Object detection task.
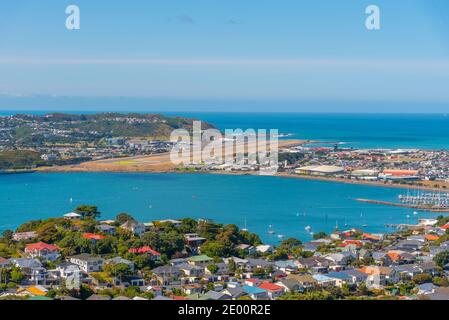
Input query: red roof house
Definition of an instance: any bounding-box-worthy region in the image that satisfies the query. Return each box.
[258,282,285,299]
[82,233,107,241]
[25,242,61,261]
[128,246,161,260]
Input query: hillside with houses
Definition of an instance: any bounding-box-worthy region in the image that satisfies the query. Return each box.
[1,207,449,300]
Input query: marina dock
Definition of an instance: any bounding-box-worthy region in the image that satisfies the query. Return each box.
[355,198,449,212]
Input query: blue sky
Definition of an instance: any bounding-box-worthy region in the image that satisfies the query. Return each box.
[0,0,448,112]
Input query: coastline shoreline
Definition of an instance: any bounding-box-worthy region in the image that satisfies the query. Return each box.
[34,165,447,193]
[28,138,449,193]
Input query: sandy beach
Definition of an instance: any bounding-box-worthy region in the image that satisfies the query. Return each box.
[36,138,449,192]
[37,139,308,173]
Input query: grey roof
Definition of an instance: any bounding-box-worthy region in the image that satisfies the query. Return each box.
[10,258,42,269]
[105,257,133,265]
[277,278,301,290]
[247,258,274,268]
[69,253,103,262]
[222,287,246,298]
[97,224,116,231]
[86,294,112,300]
[204,290,231,300]
[342,269,368,279]
[151,265,181,275]
[275,260,297,269]
[417,283,437,292]
[372,252,388,260]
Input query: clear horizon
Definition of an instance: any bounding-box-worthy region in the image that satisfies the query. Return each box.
[0,0,448,112]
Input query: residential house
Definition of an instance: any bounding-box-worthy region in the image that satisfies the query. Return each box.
[69,254,104,273]
[258,282,285,300]
[246,258,274,273]
[128,246,161,261]
[276,278,304,293]
[56,262,80,279]
[324,252,356,270]
[104,257,135,272]
[25,242,60,261]
[242,285,269,300]
[312,274,337,288]
[182,284,203,295]
[235,244,256,255]
[185,233,206,252]
[63,212,82,220]
[96,224,116,235]
[151,265,182,286]
[341,269,368,285]
[204,290,232,300]
[244,278,261,287]
[255,245,274,254]
[120,221,146,237]
[296,256,329,273]
[82,233,106,243]
[372,252,393,266]
[285,274,317,290]
[12,231,38,242]
[359,266,399,289]
[187,255,213,267]
[178,263,205,278]
[274,260,298,274]
[221,287,247,300]
[157,219,182,227]
[10,258,47,284]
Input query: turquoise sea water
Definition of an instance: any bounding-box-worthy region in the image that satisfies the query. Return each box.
[0,172,437,243]
[171,112,449,150]
[1,112,449,243]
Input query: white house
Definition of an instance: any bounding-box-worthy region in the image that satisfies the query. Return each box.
[69,254,104,273]
[56,262,81,279]
[120,221,146,237]
[64,212,83,220]
[25,242,61,261]
[255,245,274,254]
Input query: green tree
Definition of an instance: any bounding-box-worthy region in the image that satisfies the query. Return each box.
[116,213,135,225]
[207,264,219,274]
[107,263,132,281]
[433,276,449,287]
[413,273,432,285]
[200,240,230,258]
[434,251,449,268]
[10,269,25,284]
[278,238,302,252]
[1,230,13,242]
[75,205,101,219]
[313,232,328,240]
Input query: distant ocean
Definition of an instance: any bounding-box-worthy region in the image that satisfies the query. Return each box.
[2,111,449,150]
[1,111,449,242]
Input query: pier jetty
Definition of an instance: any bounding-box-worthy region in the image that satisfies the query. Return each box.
[355,198,449,212]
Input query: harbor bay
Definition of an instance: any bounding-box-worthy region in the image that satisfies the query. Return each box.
[0,172,434,243]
